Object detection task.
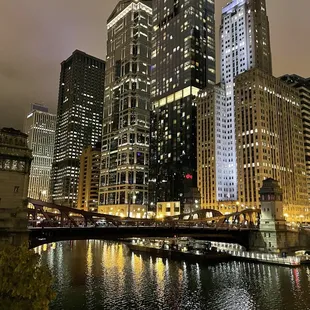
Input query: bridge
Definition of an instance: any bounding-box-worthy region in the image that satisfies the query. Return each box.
[27,199,260,249]
[28,198,260,227]
[29,226,253,249]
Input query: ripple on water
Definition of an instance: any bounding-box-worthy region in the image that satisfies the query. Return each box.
[36,241,310,310]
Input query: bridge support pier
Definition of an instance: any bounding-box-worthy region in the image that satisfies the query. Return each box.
[248,179,309,255]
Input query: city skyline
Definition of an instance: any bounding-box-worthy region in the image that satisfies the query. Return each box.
[0,0,309,130]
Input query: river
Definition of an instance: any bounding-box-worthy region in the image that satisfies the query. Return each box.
[36,240,310,310]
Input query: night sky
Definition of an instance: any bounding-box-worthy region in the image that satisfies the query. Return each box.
[0,0,309,130]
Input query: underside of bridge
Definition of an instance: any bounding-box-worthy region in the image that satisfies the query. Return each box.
[28,226,251,250]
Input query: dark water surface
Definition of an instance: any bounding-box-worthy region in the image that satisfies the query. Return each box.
[36,240,310,310]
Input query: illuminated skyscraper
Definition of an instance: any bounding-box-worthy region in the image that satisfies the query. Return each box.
[24,104,56,200]
[281,74,310,202]
[98,0,152,218]
[150,0,216,212]
[51,50,105,206]
[235,69,308,220]
[197,0,272,209]
[220,0,272,201]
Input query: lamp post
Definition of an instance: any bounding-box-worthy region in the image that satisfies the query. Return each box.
[236,201,240,213]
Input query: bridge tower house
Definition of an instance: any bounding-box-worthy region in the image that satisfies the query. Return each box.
[0,128,32,245]
[249,178,300,254]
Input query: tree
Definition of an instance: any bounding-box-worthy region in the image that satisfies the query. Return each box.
[0,242,55,310]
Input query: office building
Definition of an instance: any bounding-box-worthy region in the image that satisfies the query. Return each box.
[280,75,310,203]
[0,128,32,243]
[235,68,308,221]
[24,104,56,200]
[77,143,101,211]
[220,0,272,201]
[51,50,105,206]
[150,0,216,212]
[98,0,152,218]
[197,84,238,213]
[197,0,272,210]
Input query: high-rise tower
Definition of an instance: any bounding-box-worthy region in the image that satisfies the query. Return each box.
[98,1,152,218]
[220,0,272,80]
[235,69,308,219]
[280,75,310,203]
[24,104,56,200]
[220,0,272,201]
[197,0,273,210]
[150,0,216,212]
[51,50,105,206]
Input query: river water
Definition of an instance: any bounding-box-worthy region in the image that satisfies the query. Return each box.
[36,240,310,310]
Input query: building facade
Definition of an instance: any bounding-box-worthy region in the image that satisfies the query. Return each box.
[24,104,56,200]
[235,68,308,221]
[51,50,105,206]
[77,144,101,211]
[197,0,273,211]
[98,0,152,218]
[197,84,238,213]
[150,0,216,211]
[219,0,272,202]
[0,128,32,244]
[280,75,310,203]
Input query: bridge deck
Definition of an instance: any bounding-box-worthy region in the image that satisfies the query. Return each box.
[29,226,253,249]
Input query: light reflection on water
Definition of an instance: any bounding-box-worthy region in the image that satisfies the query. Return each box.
[35,241,310,310]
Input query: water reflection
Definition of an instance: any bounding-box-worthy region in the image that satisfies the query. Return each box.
[35,241,310,310]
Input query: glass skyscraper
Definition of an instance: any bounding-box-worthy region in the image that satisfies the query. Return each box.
[149,0,216,212]
[98,0,152,218]
[51,50,105,206]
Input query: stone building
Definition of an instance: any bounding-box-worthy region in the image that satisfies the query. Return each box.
[235,69,308,219]
[249,179,310,254]
[197,0,273,211]
[280,75,310,203]
[0,128,32,244]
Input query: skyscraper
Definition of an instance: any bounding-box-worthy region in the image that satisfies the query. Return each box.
[220,0,272,201]
[150,0,216,212]
[280,75,310,202]
[98,0,152,218]
[197,84,238,213]
[51,50,105,206]
[24,104,56,200]
[197,0,272,209]
[235,68,308,220]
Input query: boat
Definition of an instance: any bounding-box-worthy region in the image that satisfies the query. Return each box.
[126,238,232,263]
